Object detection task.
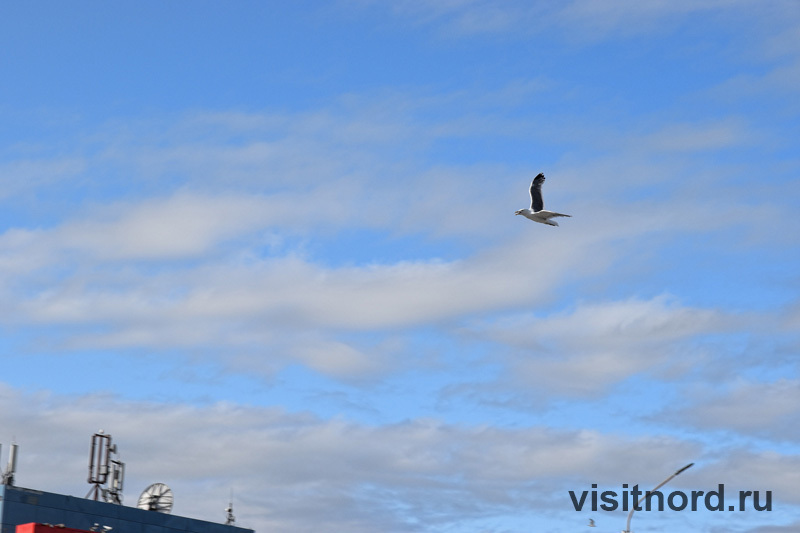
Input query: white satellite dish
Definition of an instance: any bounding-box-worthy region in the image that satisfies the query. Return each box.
[136,483,174,514]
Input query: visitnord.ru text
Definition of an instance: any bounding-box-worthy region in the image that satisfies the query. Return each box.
[569,484,772,512]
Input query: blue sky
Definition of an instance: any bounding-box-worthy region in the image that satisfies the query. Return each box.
[1,1,799,532]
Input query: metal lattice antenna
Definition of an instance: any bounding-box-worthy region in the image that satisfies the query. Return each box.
[86,431,125,504]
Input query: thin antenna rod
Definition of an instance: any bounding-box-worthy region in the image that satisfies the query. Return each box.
[225,489,236,525]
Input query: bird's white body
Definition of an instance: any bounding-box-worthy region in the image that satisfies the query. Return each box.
[515,173,570,226]
[515,208,570,226]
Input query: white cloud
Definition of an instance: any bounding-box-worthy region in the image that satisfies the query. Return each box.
[695,450,800,503]
[354,0,771,42]
[638,120,753,153]
[0,126,790,383]
[5,385,798,530]
[0,385,703,533]
[742,522,800,533]
[664,378,800,440]
[291,336,389,379]
[0,157,87,200]
[474,296,733,395]
[1,5,798,533]
[58,192,271,260]
[552,0,748,41]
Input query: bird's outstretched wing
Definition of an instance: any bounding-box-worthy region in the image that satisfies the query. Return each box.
[530,173,545,212]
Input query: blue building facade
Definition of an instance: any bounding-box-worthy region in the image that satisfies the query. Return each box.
[0,486,253,533]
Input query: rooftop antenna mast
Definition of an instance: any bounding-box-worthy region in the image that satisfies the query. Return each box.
[225,490,236,525]
[105,456,125,504]
[1,441,19,486]
[86,431,125,504]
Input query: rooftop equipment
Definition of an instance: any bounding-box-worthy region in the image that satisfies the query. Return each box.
[1,442,19,485]
[86,431,125,504]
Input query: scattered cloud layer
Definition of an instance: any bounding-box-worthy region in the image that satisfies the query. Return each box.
[1,2,798,533]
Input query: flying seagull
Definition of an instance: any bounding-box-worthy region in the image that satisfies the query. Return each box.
[588,518,596,527]
[514,173,571,226]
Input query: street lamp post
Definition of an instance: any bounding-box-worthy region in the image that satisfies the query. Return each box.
[622,462,694,533]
